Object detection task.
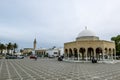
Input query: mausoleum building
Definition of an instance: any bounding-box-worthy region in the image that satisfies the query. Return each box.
[64,28,116,61]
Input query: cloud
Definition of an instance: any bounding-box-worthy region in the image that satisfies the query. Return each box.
[0,0,120,48]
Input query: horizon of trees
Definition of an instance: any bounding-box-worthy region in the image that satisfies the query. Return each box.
[0,42,18,55]
[111,35,120,56]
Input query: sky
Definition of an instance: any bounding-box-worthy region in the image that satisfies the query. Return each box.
[0,0,120,49]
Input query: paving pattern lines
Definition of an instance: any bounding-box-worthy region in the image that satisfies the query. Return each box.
[5,60,11,79]
[9,60,23,80]
[0,59,3,75]
[57,62,120,80]
[10,60,36,80]
[62,63,94,80]
[84,64,120,80]
[79,64,116,80]
[0,60,9,80]
[0,60,22,80]
[97,70,120,80]
[79,64,104,80]
[53,62,92,80]
[27,60,85,80]
[13,60,51,80]
[18,60,66,80]
[77,64,95,80]
[16,59,66,79]
[19,59,113,80]
[68,63,89,80]
[0,60,12,80]
[14,59,78,80]
[1,59,120,80]
[49,61,82,80]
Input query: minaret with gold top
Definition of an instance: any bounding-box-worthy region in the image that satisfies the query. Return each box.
[33,38,37,50]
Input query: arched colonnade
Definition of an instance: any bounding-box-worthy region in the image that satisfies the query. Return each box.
[64,47,116,61]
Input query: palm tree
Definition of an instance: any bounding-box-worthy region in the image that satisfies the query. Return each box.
[0,43,6,55]
[7,42,13,55]
[20,49,23,53]
[13,43,18,53]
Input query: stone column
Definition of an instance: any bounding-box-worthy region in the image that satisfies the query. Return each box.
[111,52,113,61]
[78,52,79,61]
[73,52,74,60]
[109,51,111,60]
[102,49,104,60]
[110,51,111,60]
[114,49,116,60]
[94,49,96,59]
[85,48,88,61]
[79,53,81,60]
[68,50,69,60]
[65,53,67,59]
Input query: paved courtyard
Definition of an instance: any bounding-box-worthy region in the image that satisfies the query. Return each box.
[0,58,120,80]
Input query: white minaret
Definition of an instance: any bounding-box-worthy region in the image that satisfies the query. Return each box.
[33,38,37,50]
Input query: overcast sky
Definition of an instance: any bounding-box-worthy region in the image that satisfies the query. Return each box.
[0,0,120,49]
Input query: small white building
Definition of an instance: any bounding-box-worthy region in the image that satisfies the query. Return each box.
[46,48,64,57]
[59,48,64,56]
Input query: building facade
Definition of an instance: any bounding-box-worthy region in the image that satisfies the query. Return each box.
[35,48,64,57]
[22,48,34,55]
[46,48,64,57]
[64,28,116,61]
[35,48,46,57]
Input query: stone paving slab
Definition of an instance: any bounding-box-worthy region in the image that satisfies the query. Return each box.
[0,58,120,80]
